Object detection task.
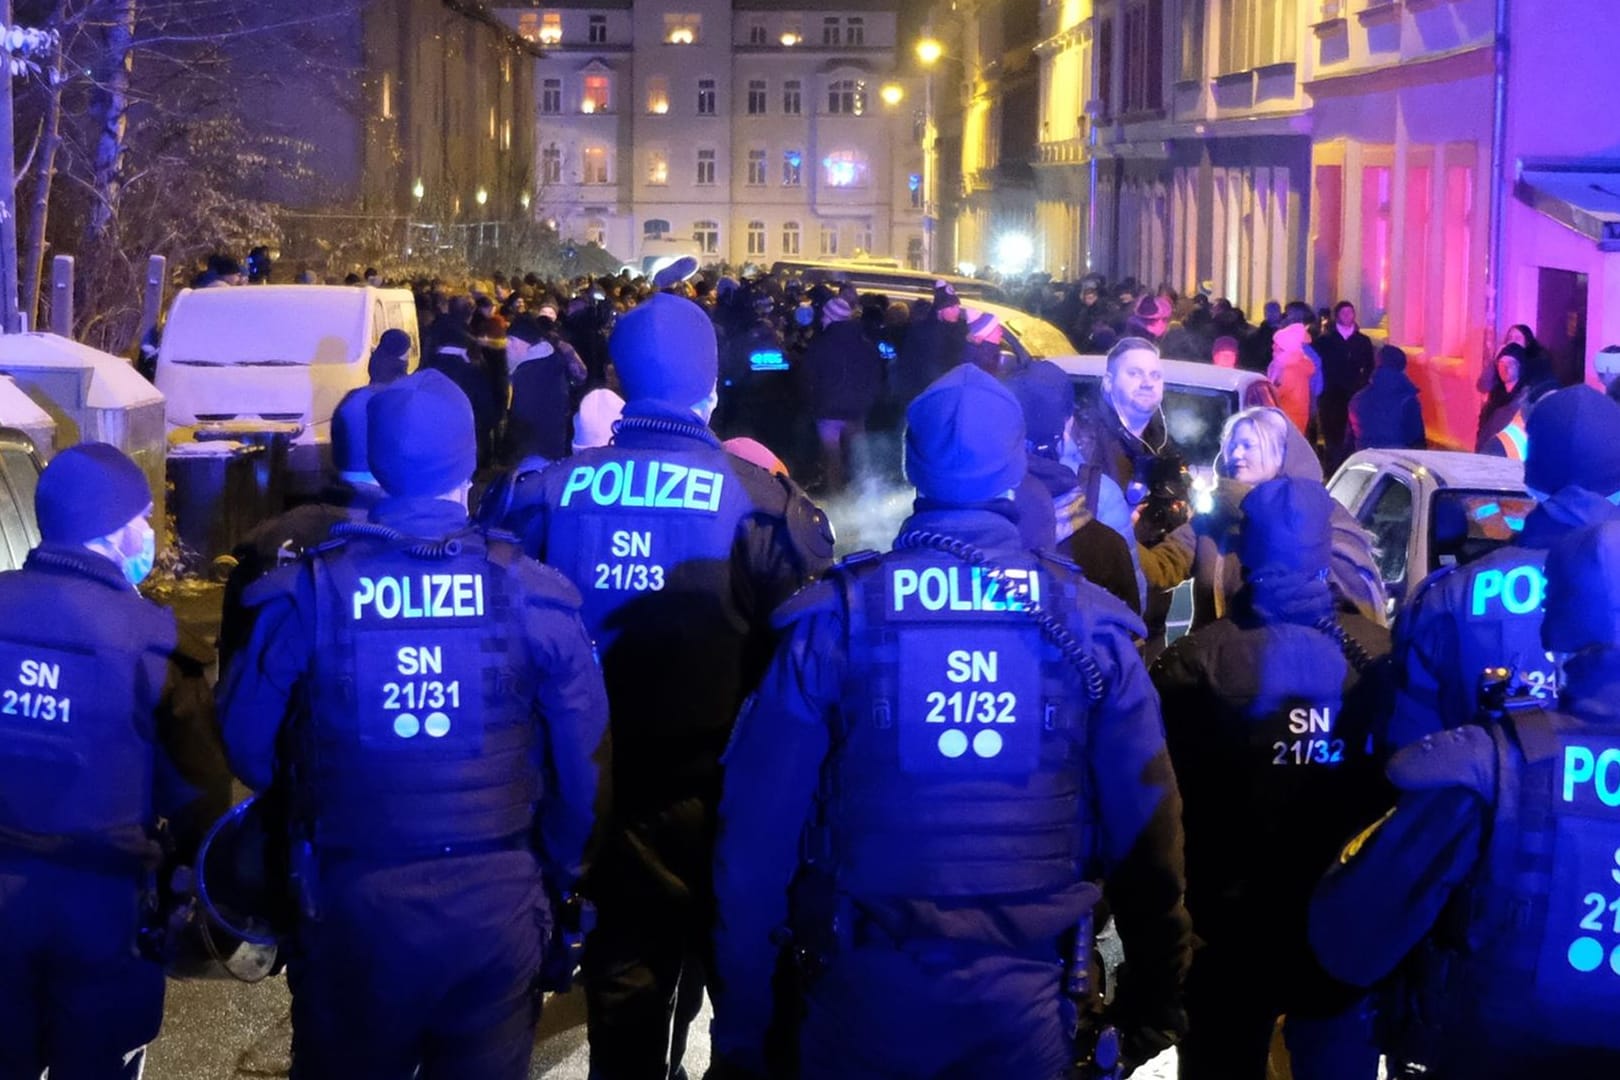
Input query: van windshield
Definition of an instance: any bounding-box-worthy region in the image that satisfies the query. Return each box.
[161,289,371,366]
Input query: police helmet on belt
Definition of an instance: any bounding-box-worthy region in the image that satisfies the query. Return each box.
[904,365,1026,503]
[609,292,718,408]
[1237,476,1334,576]
[1524,386,1620,496]
[365,369,477,498]
[35,442,151,543]
[1543,519,1620,654]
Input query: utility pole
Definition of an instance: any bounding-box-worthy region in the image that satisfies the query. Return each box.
[0,0,23,333]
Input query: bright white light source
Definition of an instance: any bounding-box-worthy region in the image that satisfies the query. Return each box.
[476,187,488,206]
[994,233,1034,274]
[916,38,943,65]
[956,262,976,277]
[411,179,424,200]
[781,31,800,46]
[880,83,904,106]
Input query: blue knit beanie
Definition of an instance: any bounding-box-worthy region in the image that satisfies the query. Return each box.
[1005,360,1075,449]
[1544,520,1620,653]
[330,385,376,474]
[1238,476,1334,575]
[366,370,476,497]
[904,365,1026,503]
[36,442,151,543]
[1525,386,1620,496]
[609,293,718,408]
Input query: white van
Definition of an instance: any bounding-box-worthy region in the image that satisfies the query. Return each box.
[155,285,419,491]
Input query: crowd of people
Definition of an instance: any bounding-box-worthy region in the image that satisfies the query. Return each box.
[10,249,1620,1080]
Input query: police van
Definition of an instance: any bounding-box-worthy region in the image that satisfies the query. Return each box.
[154,285,420,494]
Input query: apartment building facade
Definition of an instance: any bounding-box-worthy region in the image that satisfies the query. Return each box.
[496,0,924,269]
[981,0,1618,445]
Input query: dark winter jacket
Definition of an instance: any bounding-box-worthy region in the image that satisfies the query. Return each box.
[1314,328,1377,396]
[1348,366,1426,451]
[1014,455,1143,613]
[894,317,967,404]
[802,319,883,421]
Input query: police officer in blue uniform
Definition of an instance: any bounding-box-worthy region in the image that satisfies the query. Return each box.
[1310,518,1620,1077]
[1389,385,1620,747]
[1152,477,1391,1080]
[219,370,611,1079]
[484,291,833,1080]
[710,365,1192,1079]
[0,443,198,1079]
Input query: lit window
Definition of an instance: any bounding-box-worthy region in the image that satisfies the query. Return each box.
[846,17,864,46]
[783,80,802,115]
[583,74,610,114]
[583,145,609,185]
[538,11,562,45]
[747,220,766,257]
[909,173,923,208]
[694,220,719,254]
[665,14,701,45]
[488,106,496,139]
[502,119,512,151]
[542,144,562,185]
[748,21,767,46]
[782,221,801,255]
[644,218,671,239]
[747,79,767,115]
[647,150,668,185]
[588,14,607,44]
[823,17,840,46]
[747,149,767,185]
[381,72,393,119]
[542,79,562,114]
[696,148,716,185]
[782,150,802,186]
[646,75,669,114]
[503,55,511,84]
[819,223,839,256]
[827,78,867,115]
[586,218,606,246]
[855,220,873,253]
[781,22,802,47]
[822,149,870,188]
[697,78,717,115]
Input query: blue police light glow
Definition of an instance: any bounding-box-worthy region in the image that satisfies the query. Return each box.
[786,151,801,168]
[1469,564,1545,616]
[890,565,1041,612]
[878,341,897,361]
[352,575,485,621]
[749,349,789,372]
[558,460,726,511]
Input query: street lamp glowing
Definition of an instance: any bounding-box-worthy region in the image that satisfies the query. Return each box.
[994,233,1035,275]
[412,179,424,200]
[916,38,943,66]
[476,187,488,206]
[880,83,904,106]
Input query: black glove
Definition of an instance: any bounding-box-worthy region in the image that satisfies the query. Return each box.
[537,892,596,992]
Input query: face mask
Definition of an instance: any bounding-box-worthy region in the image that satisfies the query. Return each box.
[122,525,155,586]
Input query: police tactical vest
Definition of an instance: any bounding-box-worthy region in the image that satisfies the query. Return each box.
[300,530,540,857]
[808,550,1093,899]
[1450,549,1560,711]
[1450,711,1620,1052]
[0,622,149,842]
[537,441,748,658]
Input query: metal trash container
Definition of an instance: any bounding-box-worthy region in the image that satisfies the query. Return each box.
[166,441,264,574]
[193,420,302,523]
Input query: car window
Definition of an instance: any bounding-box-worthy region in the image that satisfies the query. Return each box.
[1328,464,1379,513]
[1070,377,1239,468]
[1360,476,1414,587]
[1002,315,1074,360]
[0,447,40,571]
[1429,490,1538,574]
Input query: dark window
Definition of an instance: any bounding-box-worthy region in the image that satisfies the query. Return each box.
[588,14,607,44]
[697,78,717,115]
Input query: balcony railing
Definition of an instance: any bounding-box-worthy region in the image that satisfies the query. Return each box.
[1036,137,1089,165]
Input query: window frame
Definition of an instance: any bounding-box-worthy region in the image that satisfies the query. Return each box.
[541,78,563,115]
[697,77,718,116]
[696,147,717,185]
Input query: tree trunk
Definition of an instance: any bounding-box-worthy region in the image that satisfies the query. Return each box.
[21,15,63,330]
[83,0,135,248]
[0,0,24,333]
